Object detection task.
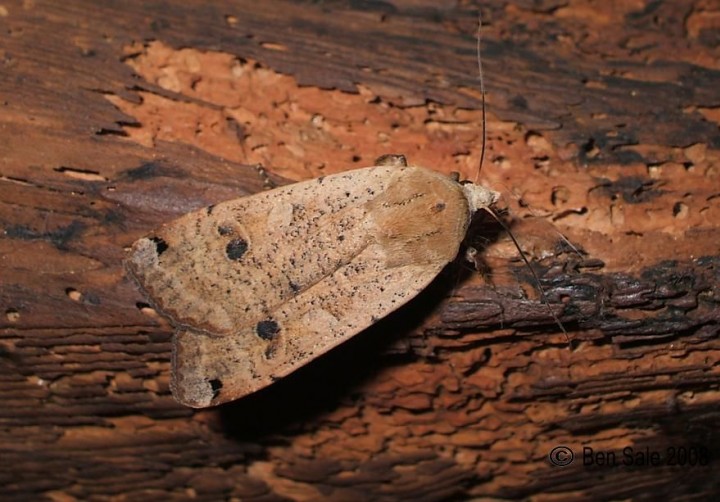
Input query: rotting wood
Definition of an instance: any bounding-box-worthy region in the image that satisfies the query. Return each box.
[1,1,719,500]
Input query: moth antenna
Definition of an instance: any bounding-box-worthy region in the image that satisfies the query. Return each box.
[483,207,569,342]
[555,229,584,257]
[474,13,566,341]
[505,185,585,259]
[474,11,487,184]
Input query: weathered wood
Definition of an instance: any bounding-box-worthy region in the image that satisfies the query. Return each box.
[1,0,719,500]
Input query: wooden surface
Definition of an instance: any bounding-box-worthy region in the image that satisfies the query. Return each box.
[1,0,719,500]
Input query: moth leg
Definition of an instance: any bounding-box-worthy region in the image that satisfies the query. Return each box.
[465,246,495,287]
[253,163,277,190]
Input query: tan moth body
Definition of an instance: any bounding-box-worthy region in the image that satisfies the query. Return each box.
[126,163,499,407]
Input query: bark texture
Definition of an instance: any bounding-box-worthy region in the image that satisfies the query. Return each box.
[1,0,719,500]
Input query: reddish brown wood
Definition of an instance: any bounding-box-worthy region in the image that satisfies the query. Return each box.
[1,0,719,500]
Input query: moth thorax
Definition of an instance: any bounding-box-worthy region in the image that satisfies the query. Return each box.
[462,183,500,214]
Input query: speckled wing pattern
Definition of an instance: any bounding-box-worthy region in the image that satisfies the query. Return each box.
[126,165,482,407]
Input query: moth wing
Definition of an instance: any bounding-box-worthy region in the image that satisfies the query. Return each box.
[172,258,447,407]
[126,165,473,407]
[126,166,401,334]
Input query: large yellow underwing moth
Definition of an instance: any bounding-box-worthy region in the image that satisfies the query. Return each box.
[126,155,499,407]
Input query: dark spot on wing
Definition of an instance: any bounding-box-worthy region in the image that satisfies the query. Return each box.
[150,236,169,256]
[226,238,248,260]
[208,378,223,399]
[256,319,280,340]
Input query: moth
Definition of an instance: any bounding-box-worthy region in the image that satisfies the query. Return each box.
[126,155,499,407]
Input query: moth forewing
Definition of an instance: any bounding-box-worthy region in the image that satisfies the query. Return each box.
[126,164,499,407]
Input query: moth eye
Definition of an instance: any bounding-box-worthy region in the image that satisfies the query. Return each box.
[226,238,248,260]
[255,319,280,340]
[149,236,169,256]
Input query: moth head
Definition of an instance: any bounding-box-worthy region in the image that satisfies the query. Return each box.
[461,183,500,214]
